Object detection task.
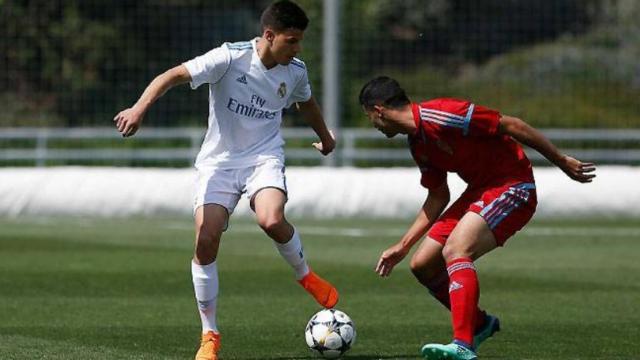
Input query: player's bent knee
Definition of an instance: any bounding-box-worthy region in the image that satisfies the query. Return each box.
[257,216,285,234]
[441,243,474,262]
[409,255,427,274]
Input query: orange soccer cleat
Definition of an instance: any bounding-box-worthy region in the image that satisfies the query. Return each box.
[195,331,221,360]
[298,270,339,308]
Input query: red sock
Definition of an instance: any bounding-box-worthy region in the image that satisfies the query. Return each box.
[447,257,479,347]
[426,270,486,332]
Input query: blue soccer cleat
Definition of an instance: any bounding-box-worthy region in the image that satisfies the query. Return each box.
[473,314,500,348]
[421,341,478,360]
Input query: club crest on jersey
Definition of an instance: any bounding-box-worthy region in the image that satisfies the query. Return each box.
[277,82,287,98]
[236,74,247,84]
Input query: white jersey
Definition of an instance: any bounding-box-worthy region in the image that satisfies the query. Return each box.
[183,38,312,169]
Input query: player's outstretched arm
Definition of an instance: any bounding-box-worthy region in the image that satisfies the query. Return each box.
[498,115,596,183]
[297,97,336,155]
[113,65,192,137]
[375,182,450,277]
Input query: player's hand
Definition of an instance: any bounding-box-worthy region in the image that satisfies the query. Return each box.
[113,107,144,138]
[558,155,596,183]
[312,130,336,156]
[375,242,410,277]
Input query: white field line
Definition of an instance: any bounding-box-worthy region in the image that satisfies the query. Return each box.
[162,223,640,238]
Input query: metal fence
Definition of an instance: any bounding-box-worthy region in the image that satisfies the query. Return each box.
[2,1,640,168]
[2,127,638,167]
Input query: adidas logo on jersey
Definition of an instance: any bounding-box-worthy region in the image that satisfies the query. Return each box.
[449,281,464,292]
[236,74,247,84]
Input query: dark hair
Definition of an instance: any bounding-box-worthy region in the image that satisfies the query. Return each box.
[261,1,309,32]
[359,76,411,110]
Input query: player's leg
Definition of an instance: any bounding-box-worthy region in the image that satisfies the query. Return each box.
[253,187,306,277]
[413,196,492,329]
[421,212,494,360]
[252,187,339,308]
[410,237,449,305]
[192,204,229,360]
[192,168,242,360]
[411,229,493,347]
[422,183,537,359]
[411,201,464,309]
[443,212,497,348]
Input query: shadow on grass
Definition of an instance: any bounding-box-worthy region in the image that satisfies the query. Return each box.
[0,326,425,359]
[239,355,420,360]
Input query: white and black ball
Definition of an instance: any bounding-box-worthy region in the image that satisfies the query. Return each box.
[305,309,356,359]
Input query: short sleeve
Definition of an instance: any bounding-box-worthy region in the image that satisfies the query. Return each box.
[467,104,500,136]
[183,45,231,89]
[419,167,447,190]
[420,98,500,137]
[286,68,312,108]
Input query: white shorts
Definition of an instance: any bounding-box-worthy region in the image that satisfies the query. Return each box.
[193,158,288,215]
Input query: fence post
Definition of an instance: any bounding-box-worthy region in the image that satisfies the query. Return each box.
[322,0,340,166]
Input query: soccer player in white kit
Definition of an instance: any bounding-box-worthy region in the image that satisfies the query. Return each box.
[113,2,338,359]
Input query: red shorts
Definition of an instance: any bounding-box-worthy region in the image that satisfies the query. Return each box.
[427,182,537,246]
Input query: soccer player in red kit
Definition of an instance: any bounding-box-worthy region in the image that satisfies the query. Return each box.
[359,76,596,360]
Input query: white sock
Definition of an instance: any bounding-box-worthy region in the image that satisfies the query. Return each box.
[191,260,219,334]
[275,228,310,280]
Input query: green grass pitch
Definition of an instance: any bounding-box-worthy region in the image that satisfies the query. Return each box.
[1,217,639,359]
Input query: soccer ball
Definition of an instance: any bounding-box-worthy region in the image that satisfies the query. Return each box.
[305,309,356,358]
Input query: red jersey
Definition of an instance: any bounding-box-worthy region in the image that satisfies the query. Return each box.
[409,98,534,190]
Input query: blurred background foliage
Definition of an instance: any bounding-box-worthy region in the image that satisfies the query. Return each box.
[1,0,639,128]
